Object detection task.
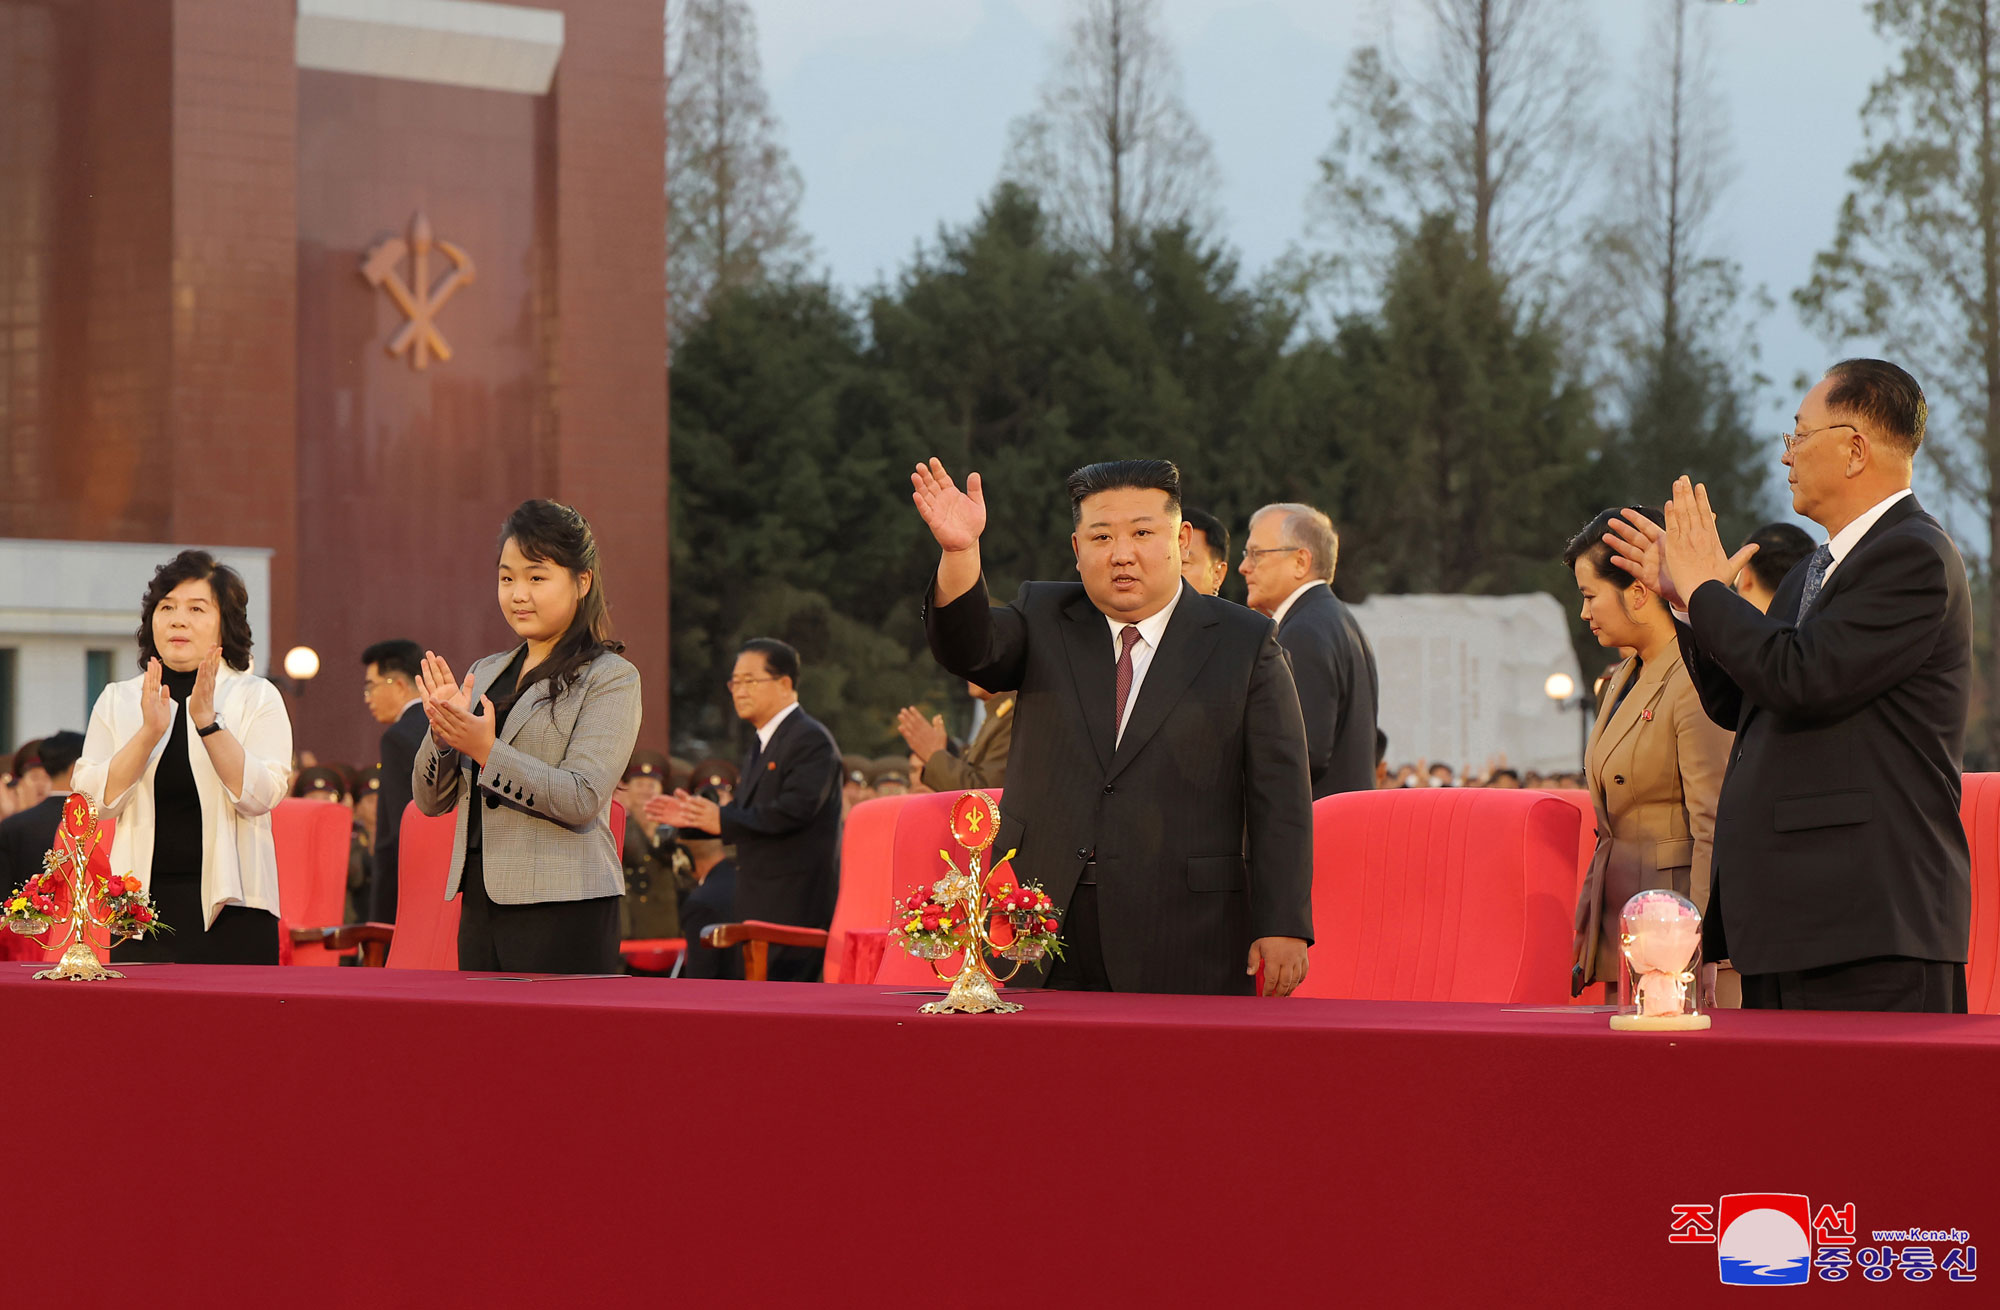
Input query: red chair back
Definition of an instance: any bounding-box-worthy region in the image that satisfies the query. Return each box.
[272,799,354,966]
[1960,772,2000,1014]
[872,789,1006,985]
[825,794,916,981]
[387,803,462,969]
[610,800,626,857]
[1298,787,1580,1003]
[1530,788,1604,1002]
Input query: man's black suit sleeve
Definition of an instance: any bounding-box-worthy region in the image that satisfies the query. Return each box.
[1277,615,1343,785]
[925,573,1030,692]
[718,727,840,841]
[1686,532,1949,724]
[377,713,421,861]
[1674,618,1744,730]
[1244,627,1315,943]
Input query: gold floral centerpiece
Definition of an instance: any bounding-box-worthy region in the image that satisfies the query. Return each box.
[888,790,1062,1015]
[3,794,167,981]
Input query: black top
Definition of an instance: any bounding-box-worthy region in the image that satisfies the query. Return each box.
[153,665,204,875]
[465,647,526,855]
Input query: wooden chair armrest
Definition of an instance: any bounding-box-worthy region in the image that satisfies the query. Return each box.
[289,922,395,967]
[701,921,831,950]
[700,921,830,981]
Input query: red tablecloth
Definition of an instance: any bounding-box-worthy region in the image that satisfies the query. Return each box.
[3,964,1996,1306]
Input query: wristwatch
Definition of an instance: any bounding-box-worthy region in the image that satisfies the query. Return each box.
[198,714,227,739]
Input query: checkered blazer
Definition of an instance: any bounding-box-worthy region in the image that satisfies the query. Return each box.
[412,648,642,906]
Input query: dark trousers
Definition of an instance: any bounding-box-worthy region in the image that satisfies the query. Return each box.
[456,849,621,975]
[1741,955,1968,1013]
[1046,882,1112,991]
[109,871,280,965]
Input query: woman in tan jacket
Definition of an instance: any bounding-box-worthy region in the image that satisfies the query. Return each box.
[1564,507,1738,1006]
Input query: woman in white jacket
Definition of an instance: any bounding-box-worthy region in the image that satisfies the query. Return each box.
[74,550,293,964]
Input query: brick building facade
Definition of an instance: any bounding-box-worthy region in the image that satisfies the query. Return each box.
[0,0,669,766]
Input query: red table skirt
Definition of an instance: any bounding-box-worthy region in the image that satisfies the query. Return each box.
[3,964,1997,1306]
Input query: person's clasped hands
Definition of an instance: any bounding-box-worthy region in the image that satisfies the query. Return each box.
[417,650,497,767]
[1603,476,1760,608]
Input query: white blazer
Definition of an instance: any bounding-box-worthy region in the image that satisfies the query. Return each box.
[73,664,294,929]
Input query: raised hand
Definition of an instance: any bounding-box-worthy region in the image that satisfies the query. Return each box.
[911,458,987,553]
[1664,478,1760,603]
[1603,510,1680,608]
[896,705,949,761]
[418,651,471,714]
[188,647,222,730]
[139,658,175,741]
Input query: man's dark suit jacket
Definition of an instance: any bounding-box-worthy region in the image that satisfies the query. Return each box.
[1276,583,1381,798]
[0,795,65,891]
[717,706,843,954]
[1677,494,1972,976]
[370,702,427,923]
[926,576,1314,996]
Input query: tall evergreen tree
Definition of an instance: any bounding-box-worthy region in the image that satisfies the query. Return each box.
[1795,0,2000,754]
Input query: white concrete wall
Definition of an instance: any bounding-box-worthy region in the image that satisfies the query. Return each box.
[0,539,274,746]
[1349,592,1588,776]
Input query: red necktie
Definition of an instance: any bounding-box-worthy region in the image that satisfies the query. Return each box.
[1114,625,1141,740]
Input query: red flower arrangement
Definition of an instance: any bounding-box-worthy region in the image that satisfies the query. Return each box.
[985,877,1064,963]
[889,886,974,959]
[92,872,166,941]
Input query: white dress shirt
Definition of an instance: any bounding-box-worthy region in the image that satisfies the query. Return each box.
[756,699,802,751]
[1268,579,1328,628]
[1819,488,1914,590]
[1104,583,1186,747]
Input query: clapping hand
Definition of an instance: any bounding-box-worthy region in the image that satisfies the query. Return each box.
[896,705,949,762]
[653,788,722,836]
[1605,478,1758,610]
[417,650,496,766]
[911,458,986,552]
[188,647,223,730]
[139,658,176,741]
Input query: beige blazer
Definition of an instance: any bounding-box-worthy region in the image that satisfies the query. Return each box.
[1573,648,1732,985]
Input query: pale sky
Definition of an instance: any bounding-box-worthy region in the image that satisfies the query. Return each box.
[741,1,1941,535]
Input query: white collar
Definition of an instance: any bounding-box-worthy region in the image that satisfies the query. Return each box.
[1269,579,1328,628]
[1825,488,1913,567]
[756,699,802,750]
[1102,581,1186,650]
[399,697,424,719]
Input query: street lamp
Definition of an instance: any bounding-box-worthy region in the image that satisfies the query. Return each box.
[1544,671,1590,765]
[283,646,321,684]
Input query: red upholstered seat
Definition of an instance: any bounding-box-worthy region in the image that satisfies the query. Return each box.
[1297,787,1580,1004]
[273,799,356,966]
[1959,772,2000,1014]
[386,803,462,969]
[620,938,685,974]
[824,794,915,981]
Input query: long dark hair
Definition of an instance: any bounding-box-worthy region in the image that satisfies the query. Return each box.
[136,550,254,672]
[497,499,623,707]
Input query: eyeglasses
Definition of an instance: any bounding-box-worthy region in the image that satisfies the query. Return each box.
[1779,422,1858,454]
[724,676,782,691]
[1240,546,1302,565]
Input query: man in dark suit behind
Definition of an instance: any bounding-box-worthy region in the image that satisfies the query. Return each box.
[1608,359,1972,1012]
[913,457,1314,997]
[362,640,430,923]
[1241,502,1381,798]
[653,638,843,981]
[0,731,84,892]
